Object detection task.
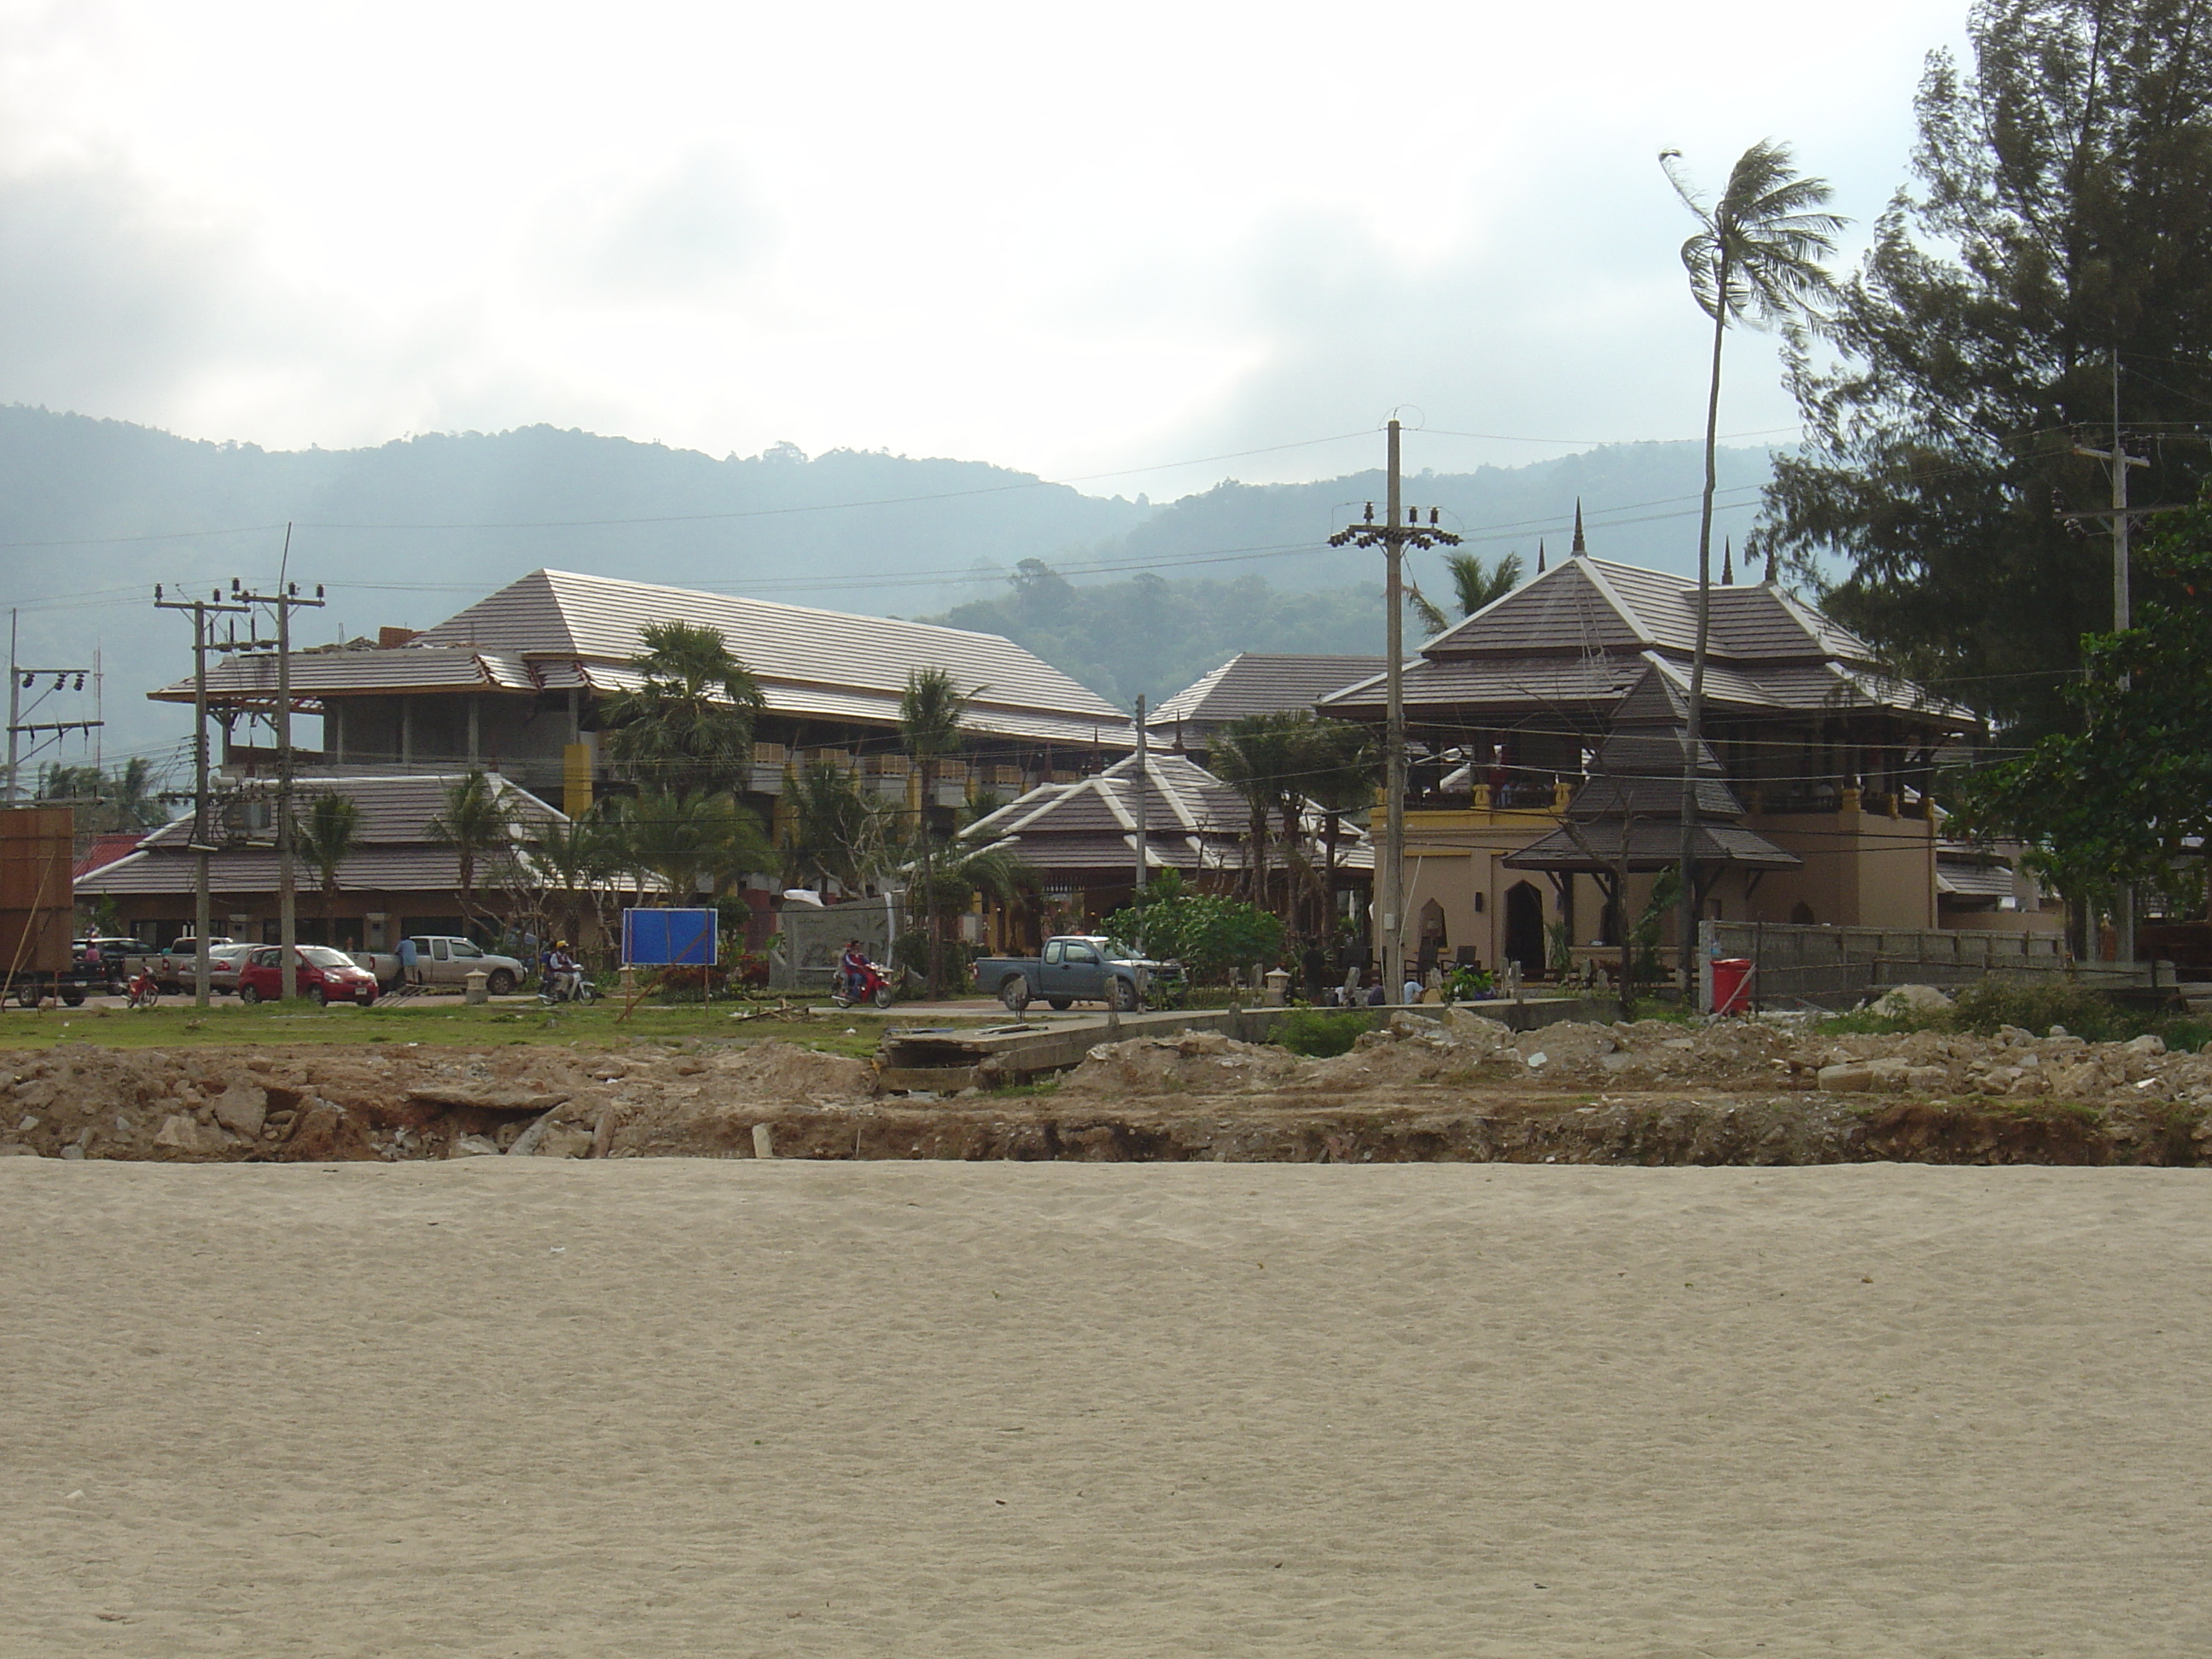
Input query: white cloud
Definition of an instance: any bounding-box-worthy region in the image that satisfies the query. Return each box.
[0,0,1970,486]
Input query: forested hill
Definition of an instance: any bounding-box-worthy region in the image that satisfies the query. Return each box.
[0,405,1772,765]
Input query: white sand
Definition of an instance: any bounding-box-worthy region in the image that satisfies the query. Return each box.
[3,1159,2209,1656]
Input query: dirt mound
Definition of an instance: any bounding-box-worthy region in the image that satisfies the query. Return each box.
[1059,1030,1311,1096]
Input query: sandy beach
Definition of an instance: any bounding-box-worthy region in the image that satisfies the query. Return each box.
[3,1158,2208,1656]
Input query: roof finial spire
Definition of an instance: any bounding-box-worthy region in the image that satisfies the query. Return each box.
[1720,538,1733,585]
[1571,498,1586,557]
[1536,538,1547,573]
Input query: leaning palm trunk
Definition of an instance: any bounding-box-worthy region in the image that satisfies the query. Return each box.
[1679,259,1727,993]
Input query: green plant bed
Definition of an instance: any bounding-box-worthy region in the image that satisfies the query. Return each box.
[1277,1007,1373,1058]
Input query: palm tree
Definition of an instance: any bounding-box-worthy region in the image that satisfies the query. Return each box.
[1214,713,1305,917]
[1662,138,1842,987]
[609,788,775,908]
[899,667,975,998]
[293,789,361,942]
[779,760,892,895]
[599,620,766,796]
[531,808,620,948]
[1444,551,1523,616]
[1299,721,1382,941]
[427,770,517,937]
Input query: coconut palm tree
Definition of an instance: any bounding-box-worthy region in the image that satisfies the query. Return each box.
[292,789,361,942]
[1443,550,1522,616]
[899,667,975,997]
[1662,138,1842,985]
[599,619,766,796]
[426,770,517,937]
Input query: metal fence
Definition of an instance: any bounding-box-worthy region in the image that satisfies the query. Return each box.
[1697,920,2157,1011]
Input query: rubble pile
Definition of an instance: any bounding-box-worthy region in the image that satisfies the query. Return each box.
[6,1012,2212,1167]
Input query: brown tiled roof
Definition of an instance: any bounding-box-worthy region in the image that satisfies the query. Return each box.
[959,752,1371,876]
[1150,654,1387,729]
[132,773,562,850]
[1321,554,1974,729]
[150,647,539,703]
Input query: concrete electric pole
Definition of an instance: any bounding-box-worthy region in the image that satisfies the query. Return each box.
[2071,349,2151,966]
[234,560,325,1003]
[1330,419,1459,1004]
[154,586,253,1006]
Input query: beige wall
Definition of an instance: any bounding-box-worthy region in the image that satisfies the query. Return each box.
[1386,795,1976,973]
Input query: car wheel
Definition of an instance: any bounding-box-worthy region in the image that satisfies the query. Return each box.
[487,969,516,995]
[1111,977,1139,1012]
[998,977,1030,1013]
[1046,998,1072,1011]
[62,990,86,1008]
[240,985,261,1004]
[307,985,328,1006]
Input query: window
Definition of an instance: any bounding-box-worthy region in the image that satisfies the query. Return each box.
[451,941,482,958]
[1043,940,1063,965]
[1064,942,1098,965]
[301,947,353,968]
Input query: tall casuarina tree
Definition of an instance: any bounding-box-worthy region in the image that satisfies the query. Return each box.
[1661,138,1843,989]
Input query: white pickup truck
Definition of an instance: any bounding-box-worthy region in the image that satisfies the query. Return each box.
[399,935,530,994]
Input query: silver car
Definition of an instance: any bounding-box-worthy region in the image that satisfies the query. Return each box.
[406,935,529,994]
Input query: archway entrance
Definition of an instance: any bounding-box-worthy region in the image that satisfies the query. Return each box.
[1504,882,1545,976]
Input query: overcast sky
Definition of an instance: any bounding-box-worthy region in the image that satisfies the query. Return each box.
[0,0,1970,496]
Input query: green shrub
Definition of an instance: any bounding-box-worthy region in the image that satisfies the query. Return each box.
[1947,979,2124,1041]
[1278,1007,1371,1057]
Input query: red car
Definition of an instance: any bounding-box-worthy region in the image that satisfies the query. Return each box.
[237,946,380,1007]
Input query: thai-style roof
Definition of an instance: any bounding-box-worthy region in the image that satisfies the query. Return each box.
[75,774,565,898]
[1503,666,1801,876]
[1320,553,1975,729]
[960,751,1371,876]
[151,568,1134,750]
[1150,654,1386,732]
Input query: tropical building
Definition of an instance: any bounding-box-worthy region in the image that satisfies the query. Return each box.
[153,568,1136,816]
[73,773,568,952]
[1147,653,1383,764]
[958,750,1371,946]
[1317,539,2057,975]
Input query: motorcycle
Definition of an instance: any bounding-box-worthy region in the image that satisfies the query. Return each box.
[539,966,596,1004]
[831,958,895,1010]
[125,966,161,1010]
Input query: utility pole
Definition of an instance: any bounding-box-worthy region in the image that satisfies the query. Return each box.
[2072,349,2151,966]
[5,613,104,807]
[1132,693,1149,933]
[155,586,252,1006]
[1330,419,1458,1004]
[235,553,324,1002]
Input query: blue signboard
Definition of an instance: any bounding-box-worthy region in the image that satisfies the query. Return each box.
[622,907,719,967]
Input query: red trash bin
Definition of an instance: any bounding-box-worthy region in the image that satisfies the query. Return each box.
[1710,958,1754,1016]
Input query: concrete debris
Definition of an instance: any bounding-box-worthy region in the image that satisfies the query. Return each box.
[1872,984,1954,1016]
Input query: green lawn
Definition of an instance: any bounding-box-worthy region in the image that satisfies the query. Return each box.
[0,998,899,1057]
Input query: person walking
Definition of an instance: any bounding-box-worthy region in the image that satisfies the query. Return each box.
[397,934,420,989]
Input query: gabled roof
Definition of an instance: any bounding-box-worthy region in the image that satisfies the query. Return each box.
[416,569,1130,742]
[1150,654,1387,730]
[151,568,1135,750]
[1321,550,1975,730]
[78,775,568,897]
[960,751,1371,875]
[1419,554,1885,665]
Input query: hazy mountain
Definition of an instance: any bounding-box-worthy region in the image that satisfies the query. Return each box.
[0,405,1773,780]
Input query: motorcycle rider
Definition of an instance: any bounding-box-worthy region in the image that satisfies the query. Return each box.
[840,939,868,1003]
[547,940,581,1002]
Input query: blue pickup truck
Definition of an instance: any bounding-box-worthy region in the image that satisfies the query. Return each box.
[976,935,1176,1014]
